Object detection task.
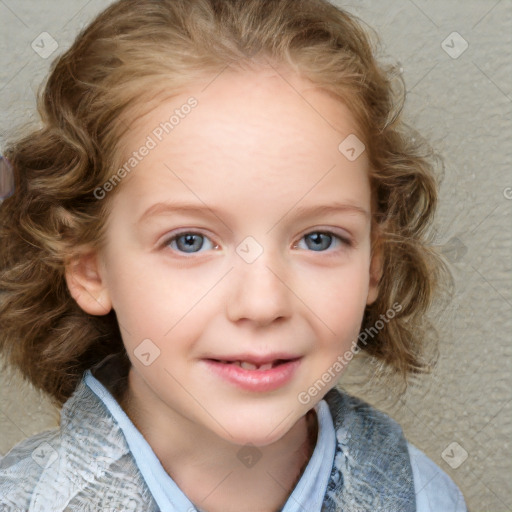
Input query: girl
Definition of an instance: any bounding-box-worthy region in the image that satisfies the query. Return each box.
[0,0,467,510]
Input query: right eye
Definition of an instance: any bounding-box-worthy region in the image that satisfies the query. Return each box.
[161,231,218,254]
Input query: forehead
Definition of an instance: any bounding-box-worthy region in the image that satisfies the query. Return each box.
[110,66,370,220]
[120,64,365,157]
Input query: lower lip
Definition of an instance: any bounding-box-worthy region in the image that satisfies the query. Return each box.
[203,359,301,392]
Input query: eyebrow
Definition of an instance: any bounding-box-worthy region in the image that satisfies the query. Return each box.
[137,200,370,225]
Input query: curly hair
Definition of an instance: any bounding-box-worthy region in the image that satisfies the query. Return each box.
[0,0,450,408]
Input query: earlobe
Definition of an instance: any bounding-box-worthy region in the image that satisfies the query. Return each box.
[64,251,112,316]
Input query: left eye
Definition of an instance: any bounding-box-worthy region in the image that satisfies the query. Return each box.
[295,231,350,252]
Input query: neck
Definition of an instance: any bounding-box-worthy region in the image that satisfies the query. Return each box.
[119,367,318,512]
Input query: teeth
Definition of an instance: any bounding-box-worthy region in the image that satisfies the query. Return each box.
[215,359,287,370]
[225,361,275,370]
[239,361,258,370]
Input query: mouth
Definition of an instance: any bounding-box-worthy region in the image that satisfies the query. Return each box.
[202,356,302,392]
[206,358,295,371]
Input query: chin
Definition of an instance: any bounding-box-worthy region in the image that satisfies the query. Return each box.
[213,413,303,448]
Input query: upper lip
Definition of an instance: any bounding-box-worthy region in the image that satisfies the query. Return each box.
[204,353,301,365]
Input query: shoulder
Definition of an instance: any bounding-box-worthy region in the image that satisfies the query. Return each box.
[407,442,468,511]
[324,388,468,511]
[0,375,154,511]
[324,388,417,509]
[0,427,61,510]
[324,387,408,456]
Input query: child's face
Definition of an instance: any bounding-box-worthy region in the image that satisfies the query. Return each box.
[70,66,380,445]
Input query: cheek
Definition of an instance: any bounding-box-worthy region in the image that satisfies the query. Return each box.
[308,258,370,302]
[304,263,369,338]
[107,259,215,342]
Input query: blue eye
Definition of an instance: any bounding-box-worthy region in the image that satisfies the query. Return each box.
[162,230,351,255]
[297,231,351,252]
[165,232,216,254]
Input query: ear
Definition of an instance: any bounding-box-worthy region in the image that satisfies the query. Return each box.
[366,237,384,306]
[64,250,112,316]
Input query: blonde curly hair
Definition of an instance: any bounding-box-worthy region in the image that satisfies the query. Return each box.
[0,0,449,408]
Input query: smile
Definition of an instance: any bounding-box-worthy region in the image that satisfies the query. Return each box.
[203,357,302,392]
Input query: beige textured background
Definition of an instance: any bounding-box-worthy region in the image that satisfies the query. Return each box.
[1,1,511,511]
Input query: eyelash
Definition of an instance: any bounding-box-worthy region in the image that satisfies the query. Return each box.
[160,229,353,256]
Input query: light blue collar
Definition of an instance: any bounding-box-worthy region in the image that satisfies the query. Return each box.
[84,369,335,511]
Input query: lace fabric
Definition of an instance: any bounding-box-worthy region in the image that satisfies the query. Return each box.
[0,357,419,511]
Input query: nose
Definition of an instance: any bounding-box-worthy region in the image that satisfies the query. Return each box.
[226,248,293,327]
